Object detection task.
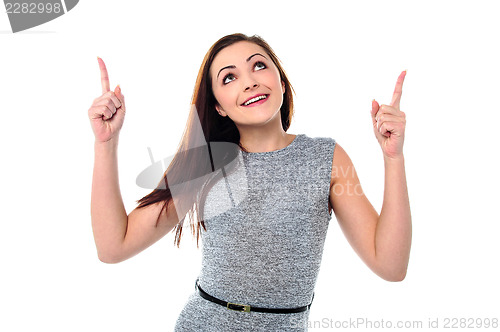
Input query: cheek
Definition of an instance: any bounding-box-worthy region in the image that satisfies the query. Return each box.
[219,95,231,107]
[214,87,236,107]
[264,70,282,88]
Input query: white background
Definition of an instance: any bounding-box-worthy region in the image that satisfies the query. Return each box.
[1,0,499,331]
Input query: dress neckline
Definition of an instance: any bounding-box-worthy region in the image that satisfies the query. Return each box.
[241,134,303,158]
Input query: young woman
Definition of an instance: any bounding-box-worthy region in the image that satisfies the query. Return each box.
[89,33,412,331]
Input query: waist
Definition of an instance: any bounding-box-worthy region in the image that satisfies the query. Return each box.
[196,275,316,309]
[195,278,314,314]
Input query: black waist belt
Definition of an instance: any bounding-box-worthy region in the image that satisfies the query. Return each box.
[195,278,314,314]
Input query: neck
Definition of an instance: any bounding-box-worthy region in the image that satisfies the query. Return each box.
[238,128,295,153]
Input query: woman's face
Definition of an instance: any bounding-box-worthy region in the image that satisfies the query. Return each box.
[210,41,285,128]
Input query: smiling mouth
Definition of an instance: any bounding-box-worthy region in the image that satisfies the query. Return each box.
[242,94,269,106]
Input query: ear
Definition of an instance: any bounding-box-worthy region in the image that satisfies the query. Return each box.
[281,80,286,94]
[215,103,227,117]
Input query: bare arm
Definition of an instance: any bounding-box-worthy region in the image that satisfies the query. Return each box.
[375,155,412,279]
[329,71,412,282]
[91,135,186,263]
[90,138,128,263]
[89,57,181,264]
[329,145,411,282]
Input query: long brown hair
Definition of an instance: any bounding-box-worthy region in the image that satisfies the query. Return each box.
[135,33,295,248]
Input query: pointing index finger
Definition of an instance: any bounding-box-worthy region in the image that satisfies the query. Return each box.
[390,70,406,109]
[97,56,110,94]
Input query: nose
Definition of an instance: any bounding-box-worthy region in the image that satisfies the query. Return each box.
[245,83,258,91]
[244,75,259,91]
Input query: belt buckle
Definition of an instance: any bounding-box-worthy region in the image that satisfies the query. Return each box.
[227,302,251,312]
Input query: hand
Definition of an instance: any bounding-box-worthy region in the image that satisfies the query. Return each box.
[371,71,407,160]
[88,57,126,143]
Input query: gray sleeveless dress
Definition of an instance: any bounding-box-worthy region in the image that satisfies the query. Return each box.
[174,134,336,331]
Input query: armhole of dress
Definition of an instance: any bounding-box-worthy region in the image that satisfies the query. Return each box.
[325,138,337,221]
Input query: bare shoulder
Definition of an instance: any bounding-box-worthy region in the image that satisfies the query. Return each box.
[328,143,353,213]
[329,143,354,188]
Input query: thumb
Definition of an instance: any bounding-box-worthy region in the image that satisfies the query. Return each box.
[114,84,121,97]
[371,99,380,122]
[114,84,125,107]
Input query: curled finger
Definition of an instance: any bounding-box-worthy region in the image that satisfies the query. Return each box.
[376,104,400,119]
[376,114,405,130]
[94,98,117,116]
[379,120,404,137]
[96,105,113,120]
[93,92,121,110]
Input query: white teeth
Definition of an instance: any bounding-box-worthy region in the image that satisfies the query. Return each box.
[244,95,267,106]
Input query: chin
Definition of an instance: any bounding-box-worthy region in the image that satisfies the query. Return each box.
[242,110,282,127]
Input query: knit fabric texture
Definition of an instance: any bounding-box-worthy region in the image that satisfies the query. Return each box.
[174,133,337,331]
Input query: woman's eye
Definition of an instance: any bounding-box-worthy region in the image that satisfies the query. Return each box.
[223,74,235,85]
[255,61,266,70]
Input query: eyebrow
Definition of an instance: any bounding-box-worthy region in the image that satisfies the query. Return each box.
[216,53,268,80]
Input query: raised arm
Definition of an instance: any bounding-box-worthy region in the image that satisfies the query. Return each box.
[329,71,412,281]
[89,57,182,264]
